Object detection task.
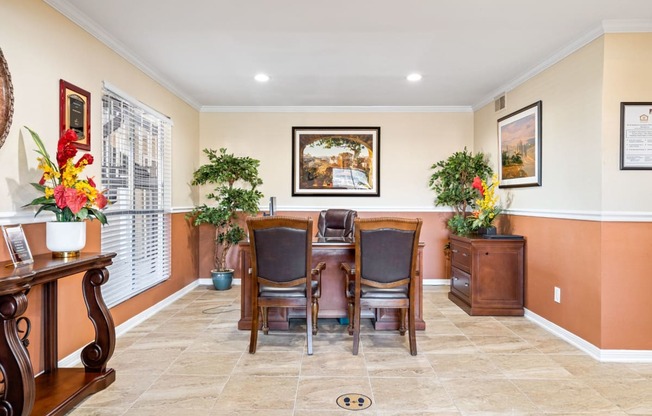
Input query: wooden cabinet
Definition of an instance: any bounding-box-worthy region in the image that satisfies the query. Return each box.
[448,235,524,316]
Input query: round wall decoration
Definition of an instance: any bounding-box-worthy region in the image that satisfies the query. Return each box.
[0,47,15,149]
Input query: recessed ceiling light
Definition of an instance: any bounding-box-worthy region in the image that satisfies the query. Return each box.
[407,73,422,82]
[254,73,270,82]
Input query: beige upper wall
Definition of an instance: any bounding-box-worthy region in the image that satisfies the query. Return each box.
[602,33,652,212]
[0,0,199,216]
[198,112,473,210]
[474,37,605,213]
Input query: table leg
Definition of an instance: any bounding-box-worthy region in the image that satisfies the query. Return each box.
[81,267,115,372]
[0,292,34,415]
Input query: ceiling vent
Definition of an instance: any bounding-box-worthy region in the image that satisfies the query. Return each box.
[494,94,505,112]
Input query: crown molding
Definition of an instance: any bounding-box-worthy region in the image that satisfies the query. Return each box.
[200,105,473,113]
[473,19,652,111]
[43,0,202,111]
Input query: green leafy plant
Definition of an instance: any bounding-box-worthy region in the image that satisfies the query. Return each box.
[188,148,263,271]
[428,148,492,235]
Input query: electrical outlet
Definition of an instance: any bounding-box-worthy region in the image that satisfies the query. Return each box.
[554,286,561,303]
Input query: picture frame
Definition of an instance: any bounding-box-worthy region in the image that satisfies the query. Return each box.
[498,101,542,188]
[1,224,34,267]
[620,102,652,170]
[292,126,380,196]
[59,79,91,150]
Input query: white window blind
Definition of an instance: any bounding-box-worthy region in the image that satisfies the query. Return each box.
[100,85,172,308]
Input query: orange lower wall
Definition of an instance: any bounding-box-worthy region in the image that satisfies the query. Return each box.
[601,222,652,349]
[0,213,198,374]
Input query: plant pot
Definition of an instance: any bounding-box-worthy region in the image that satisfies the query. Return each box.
[477,226,497,236]
[46,221,86,258]
[211,269,233,290]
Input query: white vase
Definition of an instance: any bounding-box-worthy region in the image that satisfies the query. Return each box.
[46,221,86,258]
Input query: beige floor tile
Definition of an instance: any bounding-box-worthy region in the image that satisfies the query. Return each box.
[489,353,573,379]
[453,320,517,337]
[427,353,504,380]
[420,334,479,354]
[468,335,540,354]
[513,379,620,413]
[185,332,250,353]
[550,354,646,379]
[215,374,298,411]
[301,351,368,377]
[365,351,435,377]
[370,377,456,412]
[584,377,652,414]
[78,372,158,409]
[69,408,128,416]
[130,374,227,410]
[233,350,302,376]
[442,378,538,414]
[165,351,242,376]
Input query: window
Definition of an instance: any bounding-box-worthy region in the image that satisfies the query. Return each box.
[100,83,172,307]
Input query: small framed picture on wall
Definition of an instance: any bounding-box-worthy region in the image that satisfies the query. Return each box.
[60,79,91,150]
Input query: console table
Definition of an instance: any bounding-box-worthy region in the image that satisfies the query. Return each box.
[238,240,425,331]
[0,252,116,416]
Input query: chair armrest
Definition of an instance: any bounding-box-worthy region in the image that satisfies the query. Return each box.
[340,262,355,290]
[311,262,326,297]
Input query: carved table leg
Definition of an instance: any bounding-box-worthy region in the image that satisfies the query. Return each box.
[81,267,115,373]
[0,292,34,416]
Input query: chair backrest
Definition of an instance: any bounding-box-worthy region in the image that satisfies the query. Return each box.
[247,216,313,285]
[354,217,422,285]
[317,209,357,238]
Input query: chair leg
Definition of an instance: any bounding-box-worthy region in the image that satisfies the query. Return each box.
[399,308,407,336]
[306,301,313,355]
[408,303,417,356]
[352,297,361,355]
[312,297,319,335]
[262,306,269,335]
[249,306,259,354]
[347,298,354,335]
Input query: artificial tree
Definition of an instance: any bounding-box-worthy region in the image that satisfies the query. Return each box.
[428,148,492,235]
[188,148,263,286]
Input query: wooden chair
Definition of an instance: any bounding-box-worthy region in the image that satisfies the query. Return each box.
[246,216,325,355]
[341,217,422,355]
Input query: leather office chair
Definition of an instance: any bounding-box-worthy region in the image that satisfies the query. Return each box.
[246,216,325,355]
[316,209,357,238]
[341,217,422,355]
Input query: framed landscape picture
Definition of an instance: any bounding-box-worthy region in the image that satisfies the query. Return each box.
[292,126,380,196]
[498,101,542,188]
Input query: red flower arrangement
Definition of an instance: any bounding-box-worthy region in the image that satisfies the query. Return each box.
[24,127,108,224]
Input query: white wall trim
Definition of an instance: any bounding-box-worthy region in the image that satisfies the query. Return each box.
[200,105,473,113]
[525,308,652,363]
[58,280,201,368]
[43,0,201,111]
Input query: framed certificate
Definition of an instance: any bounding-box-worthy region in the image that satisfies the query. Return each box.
[2,224,33,267]
[620,102,652,170]
[59,79,91,150]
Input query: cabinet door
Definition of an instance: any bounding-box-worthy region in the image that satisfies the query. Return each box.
[472,245,523,308]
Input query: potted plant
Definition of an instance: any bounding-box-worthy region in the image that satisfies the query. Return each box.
[428,148,492,235]
[188,148,263,290]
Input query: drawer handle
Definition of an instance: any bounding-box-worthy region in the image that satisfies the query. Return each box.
[462,253,468,257]
[464,283,469,287]
[451,249,458,253]
[453,277,458,281]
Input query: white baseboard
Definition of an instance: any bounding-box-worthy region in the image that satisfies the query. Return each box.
[424,278,449,286]
[525,308,652,363]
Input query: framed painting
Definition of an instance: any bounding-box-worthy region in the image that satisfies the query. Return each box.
[59,79,91,150]
[498,101,542,188]
[620,102,652,170]
[292,126,380,196]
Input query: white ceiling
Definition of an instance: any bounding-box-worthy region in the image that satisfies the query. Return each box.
[46,0,652,111]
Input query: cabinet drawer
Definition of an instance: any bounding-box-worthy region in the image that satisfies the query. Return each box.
[451,267,471,299]
[450,244,471,271]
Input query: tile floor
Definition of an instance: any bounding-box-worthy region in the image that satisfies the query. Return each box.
[69,286,652,415]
